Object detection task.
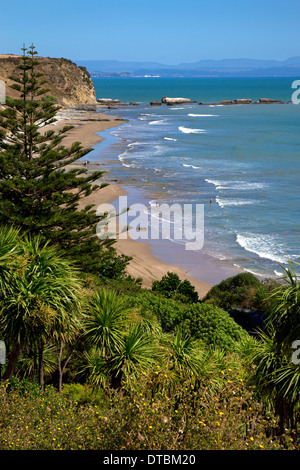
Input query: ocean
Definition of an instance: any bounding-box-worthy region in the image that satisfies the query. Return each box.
[89,77,300,283]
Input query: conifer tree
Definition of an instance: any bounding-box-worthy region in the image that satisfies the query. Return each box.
[0,44,129,275]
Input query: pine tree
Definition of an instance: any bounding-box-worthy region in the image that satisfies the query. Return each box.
[0,44,130,275]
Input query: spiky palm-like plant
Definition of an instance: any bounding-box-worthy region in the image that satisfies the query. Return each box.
[266,260,300,350]
[0,225,22,293]
[151,329,205,395]
[82,289,160,388]
[84,289,135,358]
[0,232,84,389]
[164,330,203,376]
[18,343,57,380]
[109,324,158,388]
[249,261,300,433]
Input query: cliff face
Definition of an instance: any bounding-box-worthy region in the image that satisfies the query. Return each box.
[0,55,96,107]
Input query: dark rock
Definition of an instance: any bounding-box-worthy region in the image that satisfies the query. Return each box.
[233,99,252,104]
[259,98,284,104]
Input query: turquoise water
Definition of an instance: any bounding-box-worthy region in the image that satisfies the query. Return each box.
[93,77,295,104]
[91,78,300,280]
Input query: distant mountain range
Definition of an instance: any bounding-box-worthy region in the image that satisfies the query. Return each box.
[75,57,300,78]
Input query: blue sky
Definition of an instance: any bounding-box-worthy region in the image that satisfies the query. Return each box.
[1,0,299,63]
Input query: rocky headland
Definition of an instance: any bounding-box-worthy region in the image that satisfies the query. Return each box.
[0,54,96,107]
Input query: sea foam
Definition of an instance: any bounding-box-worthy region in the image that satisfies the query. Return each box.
[205,179,266,191]
[188,114,219,117]
[216,197,254,207]
[236,232,287,264]
[179,126,206,134]
[183,164,202,170]
[149,120,168,125]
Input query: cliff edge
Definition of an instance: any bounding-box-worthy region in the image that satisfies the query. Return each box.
[0,55,96,107]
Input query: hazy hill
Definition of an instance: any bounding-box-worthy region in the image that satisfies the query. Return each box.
[75,57,300,77]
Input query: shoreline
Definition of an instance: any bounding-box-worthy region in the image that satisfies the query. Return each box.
[49,105,241,298]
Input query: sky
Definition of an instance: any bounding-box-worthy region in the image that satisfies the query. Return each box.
[0,0,299,64]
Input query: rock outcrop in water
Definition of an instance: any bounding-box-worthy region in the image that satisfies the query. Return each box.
[0,55,96,107]
[258,98,284,104]
[199,98,285,106]
[161,96,192,105]
[220,99,252,105]
[97,98,121,105]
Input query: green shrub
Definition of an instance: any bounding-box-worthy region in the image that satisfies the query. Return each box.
[127,290,187,332]
[152,272,199,303]
[127,290,248,349]
[203,272,278,313]
[61,383,107,407]
[180,302,249,349]
[5,376,41,397]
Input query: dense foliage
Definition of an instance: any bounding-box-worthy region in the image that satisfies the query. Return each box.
[203,272,278,312]
[127,290,247,349]
[152,271,199,303]
[0,367,286,450]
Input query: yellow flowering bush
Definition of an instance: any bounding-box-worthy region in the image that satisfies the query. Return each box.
[0,369,292,450]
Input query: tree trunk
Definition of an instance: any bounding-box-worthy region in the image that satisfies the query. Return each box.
[38,342,44,392]
[2,343,21,380]
[58,339,73,393]
[110,370,123,390]
[58,340,63,393]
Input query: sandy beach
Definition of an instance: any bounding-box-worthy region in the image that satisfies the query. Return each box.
[48,106,213,298]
